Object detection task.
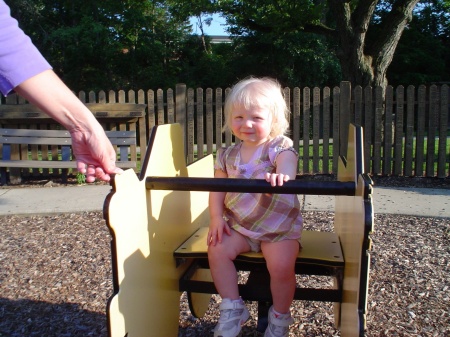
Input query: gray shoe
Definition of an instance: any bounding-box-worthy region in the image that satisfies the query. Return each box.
[214,298,250,337]
[264,306,294,337]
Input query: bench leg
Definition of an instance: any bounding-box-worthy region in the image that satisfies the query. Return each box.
[61,168,68,184]
[257,301,271,332]
[0,168,7,185]
[9,168,21,184]
[245,269,272,332]
[333,268,344,328]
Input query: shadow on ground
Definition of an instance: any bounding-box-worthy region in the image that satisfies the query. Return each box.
[0,298,107,337]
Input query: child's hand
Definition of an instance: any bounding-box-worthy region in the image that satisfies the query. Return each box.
[265,172,291,186]
[207,216,231,246]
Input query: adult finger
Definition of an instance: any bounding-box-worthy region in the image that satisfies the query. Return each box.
[95,166,111,182]
[85,164,97,183]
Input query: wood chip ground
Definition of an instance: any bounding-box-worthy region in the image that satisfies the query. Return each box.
[1,209,448,336]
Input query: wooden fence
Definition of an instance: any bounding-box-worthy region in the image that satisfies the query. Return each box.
[1,82,449,179]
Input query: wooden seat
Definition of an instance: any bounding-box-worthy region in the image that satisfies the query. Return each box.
[175,227,344,267]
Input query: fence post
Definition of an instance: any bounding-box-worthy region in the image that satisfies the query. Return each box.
[302,87,311,174]
[138,89,148,162]
[339,81,351,159]
[438,85,449,178]
[292,87,301,173]
[215,88,223,151]
[312,87,320,173]
[332,86,340,173]
[176,84,187,156]
[394,86,404,175]
[404,85,415,176]
[196,88,205,160]
[187,88,195,164]
[415,85,426,176]
[426,85,438,177]
[383,85,393,175]
[206,89,214,155]
[322,87,331,174]
[372,87,384,175]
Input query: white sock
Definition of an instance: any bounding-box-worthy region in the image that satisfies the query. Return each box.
[272,307,290,318]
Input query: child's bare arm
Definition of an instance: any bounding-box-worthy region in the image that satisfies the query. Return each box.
[265,150,298,186]
[208,169,231,245]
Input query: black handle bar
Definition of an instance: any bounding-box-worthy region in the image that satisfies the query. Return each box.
[145,177,356,196]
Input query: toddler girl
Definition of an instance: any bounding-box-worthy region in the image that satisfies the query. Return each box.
[207,77,303,337]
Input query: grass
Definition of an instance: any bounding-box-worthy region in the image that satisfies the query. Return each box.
[195,136,449,176]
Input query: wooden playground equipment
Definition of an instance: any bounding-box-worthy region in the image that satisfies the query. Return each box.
[103,123,374,337]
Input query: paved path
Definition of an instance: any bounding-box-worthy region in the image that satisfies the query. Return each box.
[304,186,450,218]
[0,185,449,217]
[0,185,111,216]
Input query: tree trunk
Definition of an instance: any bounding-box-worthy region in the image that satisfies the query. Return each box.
[330,0,420,91]
[329,0,419,146]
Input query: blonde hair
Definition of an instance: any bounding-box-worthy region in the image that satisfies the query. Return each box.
[223,77,290,137]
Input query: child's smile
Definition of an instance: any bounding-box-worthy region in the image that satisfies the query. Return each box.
[231,105,272,146]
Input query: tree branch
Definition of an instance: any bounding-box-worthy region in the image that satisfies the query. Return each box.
[352,0,377,34]
[368,0,420,57]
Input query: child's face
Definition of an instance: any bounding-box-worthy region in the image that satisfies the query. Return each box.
[230,104,273,146]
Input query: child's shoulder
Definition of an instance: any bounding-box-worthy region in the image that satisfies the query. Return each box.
[269,135,294,148]
[217,143,240,157]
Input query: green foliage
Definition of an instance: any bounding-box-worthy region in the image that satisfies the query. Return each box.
[227,31,341,87]
[8,0,450,90]
[387,1,450,86]
[9,0,194,91]
[167,0,448,88]
[76,172,86,185]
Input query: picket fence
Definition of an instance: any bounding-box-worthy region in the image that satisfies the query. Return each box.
[1,82,449,179]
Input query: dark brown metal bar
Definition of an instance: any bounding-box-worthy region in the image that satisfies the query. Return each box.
[145,176,356,196]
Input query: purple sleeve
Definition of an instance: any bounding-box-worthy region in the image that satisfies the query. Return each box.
[269,136,298,165]
[214,147,227,172]
[0,0,52,96]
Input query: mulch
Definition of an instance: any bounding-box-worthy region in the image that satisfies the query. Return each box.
[0,176,449,336]
[1,210,449,336]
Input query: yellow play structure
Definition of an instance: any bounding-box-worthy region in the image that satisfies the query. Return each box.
[103,123,374,337]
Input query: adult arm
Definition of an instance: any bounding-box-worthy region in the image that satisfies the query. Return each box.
[0,1,121,182]
[14,70,122,182]
[0,0,51,95]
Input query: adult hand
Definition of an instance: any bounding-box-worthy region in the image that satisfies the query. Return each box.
[70,127,123,183]
[14,70,123,183]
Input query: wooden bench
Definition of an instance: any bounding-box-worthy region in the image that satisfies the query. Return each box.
[0,128,136,185]
[0,102,147,182]
[103,123,374,337]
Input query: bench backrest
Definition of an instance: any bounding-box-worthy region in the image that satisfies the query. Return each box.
[0,103,146,119]
[1,128,135,156]
[0,128,136,144]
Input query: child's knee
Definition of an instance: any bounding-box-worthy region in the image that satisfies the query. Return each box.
[208,242,235,261]
[267,260,296,279]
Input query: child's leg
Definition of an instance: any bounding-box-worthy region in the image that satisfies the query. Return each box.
[261,239,299,314]
[208,229,251,300]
